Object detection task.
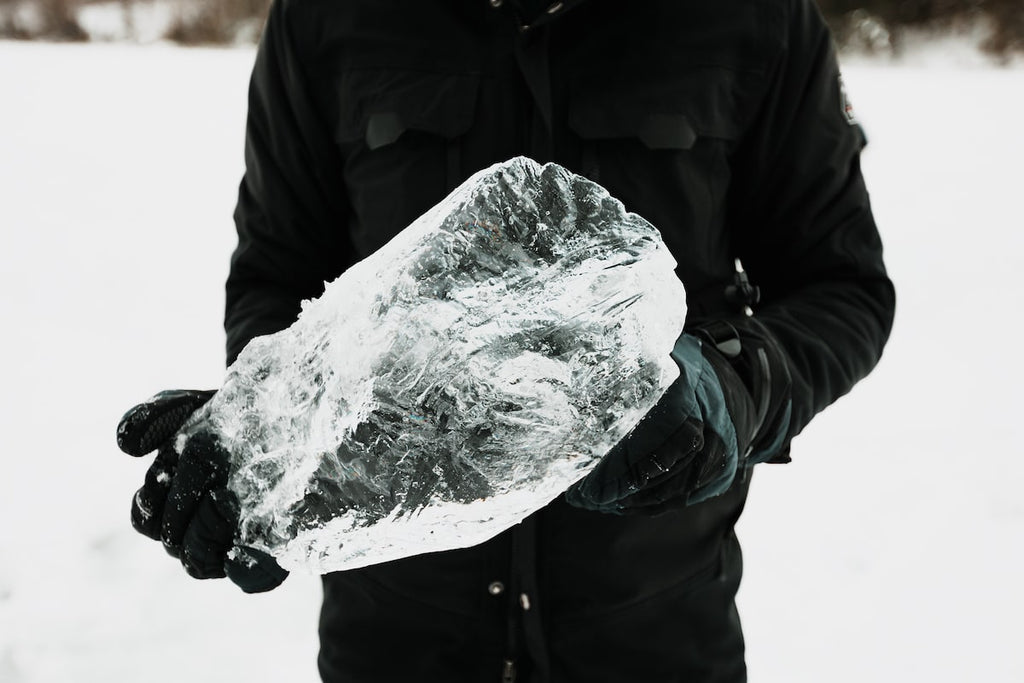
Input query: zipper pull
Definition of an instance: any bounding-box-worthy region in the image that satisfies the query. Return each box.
[502,658,516,683]
[724,257,760,316]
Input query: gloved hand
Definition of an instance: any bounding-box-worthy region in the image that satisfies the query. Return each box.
[117,389,289,593]
[565,317,792,514]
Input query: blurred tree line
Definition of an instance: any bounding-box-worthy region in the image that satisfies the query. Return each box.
[0,0,271,43]
[820,0,1024,55]
[1,0,1021,56]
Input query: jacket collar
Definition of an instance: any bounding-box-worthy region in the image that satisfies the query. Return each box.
[503,0,588,31]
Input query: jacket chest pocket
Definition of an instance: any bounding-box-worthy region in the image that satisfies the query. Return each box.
[566,71,747,290]
[333,68,480,257]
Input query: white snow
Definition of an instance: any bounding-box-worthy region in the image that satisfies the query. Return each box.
[0,39,1021,682]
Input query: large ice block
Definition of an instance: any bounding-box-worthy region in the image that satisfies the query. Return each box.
[179,157,687,573]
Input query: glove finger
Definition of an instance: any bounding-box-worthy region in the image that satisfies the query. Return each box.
[627,432,738,514]
[181,490,237,579]
[129,446,179,540]
[567,418,704,511]
[566,444,632,509]
[579,447,700,516]
[117,389,216,457]
[649,419,704,473]
[613,463,697,513]
[567,443,659,510]
[226,547,290,594]
[161,431,229,555]
[623,419,703,493]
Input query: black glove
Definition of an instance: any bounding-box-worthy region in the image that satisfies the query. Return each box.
[117,390,289,593]
[565,317,792,514]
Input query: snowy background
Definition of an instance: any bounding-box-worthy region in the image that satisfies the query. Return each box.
[0,36,1022,682]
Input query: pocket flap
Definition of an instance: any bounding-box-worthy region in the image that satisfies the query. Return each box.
[570,109,698,150]
[568,71,744,148]
[335,69,480,148]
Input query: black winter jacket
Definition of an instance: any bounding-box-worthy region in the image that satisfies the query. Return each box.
[225,1,895,681]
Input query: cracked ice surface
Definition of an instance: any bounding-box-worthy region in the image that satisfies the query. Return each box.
[180,157,687,573]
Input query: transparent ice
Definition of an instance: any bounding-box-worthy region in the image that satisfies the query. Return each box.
[179,157,687,573]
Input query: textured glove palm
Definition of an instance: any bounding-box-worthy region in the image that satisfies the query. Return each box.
[566,318,792,514]
[117,389,289,593]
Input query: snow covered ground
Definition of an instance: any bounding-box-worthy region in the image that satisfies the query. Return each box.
[0,40,1021,682]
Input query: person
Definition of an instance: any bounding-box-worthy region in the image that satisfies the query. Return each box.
[117,1,895,681]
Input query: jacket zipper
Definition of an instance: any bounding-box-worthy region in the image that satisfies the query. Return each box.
[502,658,516,683]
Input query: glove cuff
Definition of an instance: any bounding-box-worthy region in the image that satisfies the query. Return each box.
[691,317,793,464]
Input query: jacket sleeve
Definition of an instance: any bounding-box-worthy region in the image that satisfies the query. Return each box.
[225,0,354,364]
[728,0,896,458]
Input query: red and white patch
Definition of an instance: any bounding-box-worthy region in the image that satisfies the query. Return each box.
[839,74,858,126]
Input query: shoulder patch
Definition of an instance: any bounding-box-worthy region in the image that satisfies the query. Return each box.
[838,74,857,126]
